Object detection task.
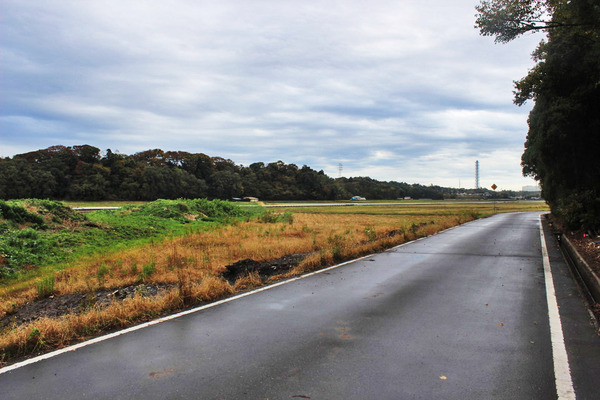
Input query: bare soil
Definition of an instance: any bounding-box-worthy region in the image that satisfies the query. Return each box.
[222,253,308,284]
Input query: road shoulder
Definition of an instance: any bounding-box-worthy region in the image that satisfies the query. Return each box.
[542,216,600,399]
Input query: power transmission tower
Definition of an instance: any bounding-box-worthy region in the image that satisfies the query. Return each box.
[338,163,343,178]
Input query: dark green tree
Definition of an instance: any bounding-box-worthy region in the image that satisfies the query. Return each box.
[209,170,242,200]
[0,159,56,199]
[67,161,110,200]
[476,0,600,230]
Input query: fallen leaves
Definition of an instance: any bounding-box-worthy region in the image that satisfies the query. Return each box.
[149,368,175,379]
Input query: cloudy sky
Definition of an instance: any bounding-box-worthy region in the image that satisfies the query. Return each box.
[1,0,544,190]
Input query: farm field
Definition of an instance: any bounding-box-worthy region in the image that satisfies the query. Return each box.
[0,199,548,364]
[267,199,548,215]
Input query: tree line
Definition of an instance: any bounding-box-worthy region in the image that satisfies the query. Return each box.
[476,0,599,231]
[0,145,449,201]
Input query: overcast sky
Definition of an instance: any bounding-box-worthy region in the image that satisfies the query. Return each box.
[1,0,544,190]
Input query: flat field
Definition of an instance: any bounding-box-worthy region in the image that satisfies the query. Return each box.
[0,200,548,364]
[267,199,547,215]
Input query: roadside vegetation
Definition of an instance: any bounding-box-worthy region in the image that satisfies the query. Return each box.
[0,199,548,365]
[476,0,600,232]
[0,198,256,281]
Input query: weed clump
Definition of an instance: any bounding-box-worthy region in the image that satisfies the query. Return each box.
[36,276,55,298]
[124,198,252,222]
[259,211,293,224]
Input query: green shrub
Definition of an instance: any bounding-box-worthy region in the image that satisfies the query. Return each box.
[16,228,40,240]
[364,226,377,242]
[259,210,294,224]
[0,200,45,227]
[36,276,55,298]
[32,199,86,223]
[556,190,600,232]
[96,264,109,284]
[140,262,156,281]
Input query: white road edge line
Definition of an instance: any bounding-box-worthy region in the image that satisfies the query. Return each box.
[0,216,471,375]
[539,215,576,400]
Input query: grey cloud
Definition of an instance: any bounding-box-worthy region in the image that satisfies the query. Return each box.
[1,0,541,189]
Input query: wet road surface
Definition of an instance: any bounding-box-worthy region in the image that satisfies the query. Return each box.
[2,212,599,399]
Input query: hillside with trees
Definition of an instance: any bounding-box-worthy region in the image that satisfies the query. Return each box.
[0,145,449,201]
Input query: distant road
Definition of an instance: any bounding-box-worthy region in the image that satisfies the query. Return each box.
[2,212,598,399]
[71,206,122,211]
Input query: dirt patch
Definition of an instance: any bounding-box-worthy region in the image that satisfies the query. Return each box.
[1,283,172,329]
[1,254,308,330]
[222,253,307,284]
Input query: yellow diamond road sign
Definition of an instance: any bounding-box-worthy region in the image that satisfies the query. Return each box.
[491,184,497,190]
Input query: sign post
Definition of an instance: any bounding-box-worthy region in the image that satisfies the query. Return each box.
[491,184,497,213]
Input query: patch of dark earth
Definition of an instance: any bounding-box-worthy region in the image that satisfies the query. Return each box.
[222,253,308,284]
[1,253,308,330]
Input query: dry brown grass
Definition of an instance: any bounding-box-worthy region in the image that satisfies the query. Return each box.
[0,206,520,364]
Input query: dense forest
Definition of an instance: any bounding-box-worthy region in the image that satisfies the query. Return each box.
[0,145,460,201]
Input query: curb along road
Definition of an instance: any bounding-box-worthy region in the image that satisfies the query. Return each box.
[560,234,600,307]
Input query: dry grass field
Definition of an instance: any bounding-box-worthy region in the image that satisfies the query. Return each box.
[0,201,548,364]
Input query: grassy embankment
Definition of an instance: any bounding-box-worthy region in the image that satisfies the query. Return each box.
[0,199,548,364]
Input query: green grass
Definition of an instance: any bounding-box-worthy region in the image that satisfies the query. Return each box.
[0,199,262,283]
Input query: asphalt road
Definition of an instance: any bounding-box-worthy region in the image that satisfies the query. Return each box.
[2,212,599,399]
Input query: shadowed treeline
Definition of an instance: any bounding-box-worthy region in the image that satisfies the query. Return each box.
[0,145,452,201]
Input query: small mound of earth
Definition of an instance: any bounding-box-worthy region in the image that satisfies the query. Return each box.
[222,253,308,284]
